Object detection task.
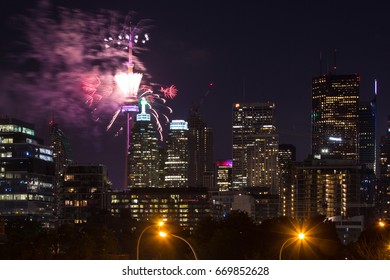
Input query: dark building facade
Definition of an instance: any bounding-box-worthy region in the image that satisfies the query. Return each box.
[379,116,390,219]
[0,117,55,227]
[110,187,210,232]
[359,94,376,173]
[187,112,214,188]
[49,121,73,218]
[278,144,296,217]
[61,164,111,225]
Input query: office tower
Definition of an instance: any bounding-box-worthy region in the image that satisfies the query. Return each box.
[359,88,377,173]
[128,100,160,188]
[379,116,390,218]
[187,111,214,188]
[293,159,360,220]
[164,120,189,187]
[61,164,111,224]
[216,159,232,191]
[232,102,279,194]
[311,74,360,161]
[0,117,55,227]
[49,121,73,217]
[278,144,296,217]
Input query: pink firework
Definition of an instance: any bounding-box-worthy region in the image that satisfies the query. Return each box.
[160,85,178,99]
[82,76,102,106]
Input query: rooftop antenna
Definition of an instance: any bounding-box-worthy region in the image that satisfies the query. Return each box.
[333,49,337,74]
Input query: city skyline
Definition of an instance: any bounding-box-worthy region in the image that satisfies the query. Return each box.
[1,0,389,189]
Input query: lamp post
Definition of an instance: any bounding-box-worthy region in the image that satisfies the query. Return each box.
[136,221,164,260]
[279,233,305,260]
[378,220,386,228]
[159,231,198,260]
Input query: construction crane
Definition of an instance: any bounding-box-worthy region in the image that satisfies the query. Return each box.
[190,82,214,115]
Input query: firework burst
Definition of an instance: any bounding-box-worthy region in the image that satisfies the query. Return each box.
[83,14,178,141]
[2,2,177,141]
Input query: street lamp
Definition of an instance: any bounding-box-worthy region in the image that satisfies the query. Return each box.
[159,231,198,260]
[378,221,386,228]
[136,221,164,260]
[279,233,305,260]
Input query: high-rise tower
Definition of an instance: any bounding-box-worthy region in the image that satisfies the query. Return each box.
[278,144,296,217]
[49,121,73,217]
[187,111,214,188]
[164,120,189,187]
[359,80,377,174]
[311,74,360,161]
[232,102,279,193]
[128,98,160,188]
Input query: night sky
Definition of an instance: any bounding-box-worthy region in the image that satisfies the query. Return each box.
[0,0,389,189]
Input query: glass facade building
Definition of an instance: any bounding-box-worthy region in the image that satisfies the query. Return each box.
[0,117,55,227]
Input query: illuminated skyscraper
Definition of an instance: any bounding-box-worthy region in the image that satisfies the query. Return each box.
[0,117,55,227]
[188,111,214,188]
[164,120,189,187]
[128,98,160,188]
[311,74,360,161]
[232,102,279,194]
